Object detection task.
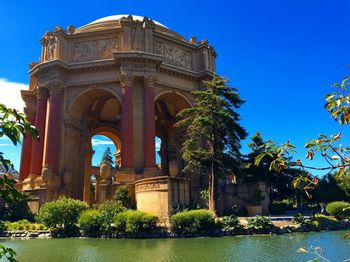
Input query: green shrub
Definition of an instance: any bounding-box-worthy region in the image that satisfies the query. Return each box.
[98,200,125,233]
[113,186,132,209]
[114,210,157,233]
[4,220,46,231]
[1,199,34,222]
[247,216,273,231]
[293,213,311,225]
[326,201,350,220]
[220,215,242,233]
[36,197,88,229]
[170,209,215,234]
[312,214,338,229]
[78,210,103,237]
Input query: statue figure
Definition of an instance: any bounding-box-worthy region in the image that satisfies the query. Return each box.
[44,32,57,61]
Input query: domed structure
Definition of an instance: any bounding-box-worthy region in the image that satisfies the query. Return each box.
[19,14,248,216]
[76,14,188,42]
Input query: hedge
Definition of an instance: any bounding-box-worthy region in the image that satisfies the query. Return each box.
[170,209,215,234]
[326,201,350,220]
[114,210,157,233]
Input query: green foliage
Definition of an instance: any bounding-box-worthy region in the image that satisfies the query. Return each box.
[293,213,311,225]
[0,103,38,172]
[176,76,247,212]
[98,200,125,233]
[325,76,350,125]
[100,147,114,168]
[269,198,296,214]
[4,220,46,231]
[114,210,158,233]
[311,173,349,203]
[0,221,5,234]
[220,215,242,233]
[0,244,17,262]
[78,210,103,237]
[113,185,132,209]
[170,209,215,234]
[200,189,209,208]
[1,198,34,222]
[247,216,273,231]
[312,214,338,229]
[36,197,89,229]
[326,201,350,220]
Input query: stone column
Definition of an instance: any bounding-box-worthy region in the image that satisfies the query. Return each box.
[19,94,36,181]
[120,74,133,169]
[94,174,102,203]
[44,83,64,175]
[83,142,94,203]
[30,86,48,176]
[143,75,156,168]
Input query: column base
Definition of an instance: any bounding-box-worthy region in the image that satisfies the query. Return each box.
[143,167,162,179]
[115,168,140,183]
[20,174,45,190]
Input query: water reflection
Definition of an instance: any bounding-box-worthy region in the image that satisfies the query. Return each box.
[1,231,349,262]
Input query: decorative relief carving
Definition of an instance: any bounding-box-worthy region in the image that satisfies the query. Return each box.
[135,182,160,193]
[73,38,119,63]
[155,41,192,70]
[119,73,133,87]
[143,75,157,87]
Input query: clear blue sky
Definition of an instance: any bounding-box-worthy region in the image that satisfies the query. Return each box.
[0,0,349,174]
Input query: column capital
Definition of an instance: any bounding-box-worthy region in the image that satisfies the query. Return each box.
[48,79,65,95]
[119,73,133,87]
[24,106,36,121]
[34,86,49,100]
[143,75,157,88]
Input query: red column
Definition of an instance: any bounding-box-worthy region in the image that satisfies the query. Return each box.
[143,77,156,167]
[19,108,36,181]
[44,88,63,174]
[121,75,133,168]
[30,87,48,176]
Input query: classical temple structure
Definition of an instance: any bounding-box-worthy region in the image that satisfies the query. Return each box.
[18,15,269,217]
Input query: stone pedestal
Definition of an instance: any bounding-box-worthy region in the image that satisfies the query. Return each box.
[135,176,190,223]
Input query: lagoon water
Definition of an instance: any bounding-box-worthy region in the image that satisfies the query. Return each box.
[1,230,350,262]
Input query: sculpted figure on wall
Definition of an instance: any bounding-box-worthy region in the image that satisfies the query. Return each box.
[43,32,57,61]
[155,41,192,70]
[73,38,119,62]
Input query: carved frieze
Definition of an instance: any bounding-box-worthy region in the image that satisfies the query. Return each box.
[135,182,160,193]
[73,38,119,63]
[154,41,192,70]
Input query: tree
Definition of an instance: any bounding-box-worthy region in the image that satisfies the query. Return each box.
[176,76,248,214]
[243,132,296,203]
[100,147,114,168]
[256,75,350,197]
[0,103,38,261]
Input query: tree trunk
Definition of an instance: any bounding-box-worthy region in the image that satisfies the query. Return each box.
[208,162,218,215]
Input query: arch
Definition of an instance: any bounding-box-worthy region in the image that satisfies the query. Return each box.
[67,86,121,119]
[91,126,121,153]
[155,90,194,107]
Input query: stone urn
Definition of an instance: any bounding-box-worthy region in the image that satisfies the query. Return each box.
[100,163,111,181]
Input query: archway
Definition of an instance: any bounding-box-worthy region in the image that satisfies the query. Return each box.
[155,92,192,177]
[66,87,122,201]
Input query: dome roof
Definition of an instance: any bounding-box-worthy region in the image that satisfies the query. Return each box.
[88,14,168,28]
[76,14,188,42]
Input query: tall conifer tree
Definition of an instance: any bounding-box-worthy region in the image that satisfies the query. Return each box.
[176,76,248,213]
